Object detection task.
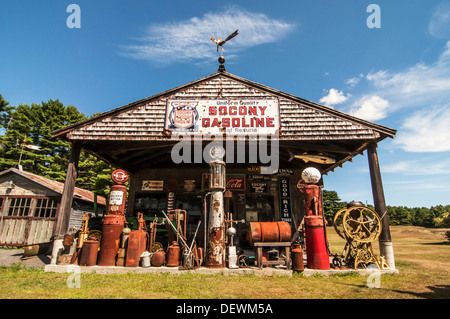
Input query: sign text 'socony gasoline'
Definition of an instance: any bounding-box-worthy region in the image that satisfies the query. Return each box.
[165,99,279,136]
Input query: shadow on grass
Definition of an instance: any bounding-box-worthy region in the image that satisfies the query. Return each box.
[420,241,450,246]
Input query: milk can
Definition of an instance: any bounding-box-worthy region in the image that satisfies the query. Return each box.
[291,242,304,272]
[166,241,180,267]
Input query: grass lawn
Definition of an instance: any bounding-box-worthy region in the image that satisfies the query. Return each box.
[0,226,448,299]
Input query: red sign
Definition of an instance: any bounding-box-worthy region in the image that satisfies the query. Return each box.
[202,174,246,191]
[111,169,129,184]
[226,176,246,190]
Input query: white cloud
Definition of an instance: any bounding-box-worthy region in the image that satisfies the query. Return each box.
[393,105,450,152]
[119,7,295,65]
[349,95,389,121]
[345,73,364,87]
[364,41,450,111]
[429,2,450,39]
[319,88,350,107]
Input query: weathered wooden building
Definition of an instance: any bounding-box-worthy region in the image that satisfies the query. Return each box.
[51,69,397,268]
[0,168,106,246]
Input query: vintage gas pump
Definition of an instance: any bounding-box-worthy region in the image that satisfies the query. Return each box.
[97,169,129,266]
[298,167,330,270]
[205,146,227,268]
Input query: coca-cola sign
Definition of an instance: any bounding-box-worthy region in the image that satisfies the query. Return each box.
[202,174,246,191]
[226,176,245,190]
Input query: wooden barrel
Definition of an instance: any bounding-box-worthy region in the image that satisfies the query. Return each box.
[249,222,291,246]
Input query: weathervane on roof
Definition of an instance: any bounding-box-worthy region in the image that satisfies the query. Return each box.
[211,29,238,72]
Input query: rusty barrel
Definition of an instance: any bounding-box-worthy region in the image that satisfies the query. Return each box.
[97,214,125,266]
[79,237,99,266]
[249,222,291,246]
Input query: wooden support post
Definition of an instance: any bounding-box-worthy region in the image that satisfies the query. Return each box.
[367,143,395,270]
[51,142,81,264]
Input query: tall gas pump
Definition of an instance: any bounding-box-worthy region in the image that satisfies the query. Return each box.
[97,169,129,266]
[205,146,227,268]
[298,167,330,270]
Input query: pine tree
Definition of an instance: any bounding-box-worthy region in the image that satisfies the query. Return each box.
[0,94,113,196]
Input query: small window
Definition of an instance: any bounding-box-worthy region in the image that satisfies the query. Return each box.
[34,198,58,218]
[8,198,32,217]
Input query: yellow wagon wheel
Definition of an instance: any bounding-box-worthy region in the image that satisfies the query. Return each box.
[342,207,381,243]
[88,229,102,242]
[333,208,348,240]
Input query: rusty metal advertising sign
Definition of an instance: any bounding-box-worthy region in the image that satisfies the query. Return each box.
[165,99,280,136]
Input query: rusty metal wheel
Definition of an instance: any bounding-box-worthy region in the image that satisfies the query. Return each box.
[342,207,381,243]
[333,208,348,240]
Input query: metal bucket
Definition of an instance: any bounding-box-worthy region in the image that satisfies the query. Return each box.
[249,222,291,245]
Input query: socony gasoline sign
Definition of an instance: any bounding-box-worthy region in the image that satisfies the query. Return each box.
[165,99,279,136]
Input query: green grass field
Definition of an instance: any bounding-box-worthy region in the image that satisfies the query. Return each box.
[0,226,448,299]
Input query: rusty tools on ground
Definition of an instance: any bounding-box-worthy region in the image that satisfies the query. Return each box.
[183,220,201,268]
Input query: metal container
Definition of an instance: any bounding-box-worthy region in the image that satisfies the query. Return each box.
[125,231,147,267]
[140,251,151,268]
[291,242,304,272]
[97,214,125,266]
[166,241,180,267]
[249,222,292,245]
[151,250,165,267]
[78,237,99,266]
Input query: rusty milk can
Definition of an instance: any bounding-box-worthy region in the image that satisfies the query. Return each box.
[166,241,180,267]
[291,242,304,272]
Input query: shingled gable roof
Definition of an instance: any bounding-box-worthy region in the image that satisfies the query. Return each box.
[0,168,106,205]
[53,71,396,141]
[51,71,396,174]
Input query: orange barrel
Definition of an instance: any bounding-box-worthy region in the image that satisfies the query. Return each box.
[97,214,125,266]
[249,222,292,246]
[78,237,99,266]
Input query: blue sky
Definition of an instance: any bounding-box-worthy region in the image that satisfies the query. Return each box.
[1,1,449,208]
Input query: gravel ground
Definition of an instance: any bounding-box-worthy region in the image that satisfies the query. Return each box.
[0,249,50,269]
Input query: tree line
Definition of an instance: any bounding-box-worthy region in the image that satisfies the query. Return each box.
[323,190,450,228]
[0,94,114,197]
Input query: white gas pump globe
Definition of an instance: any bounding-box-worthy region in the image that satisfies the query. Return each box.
[301,167,321,184]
